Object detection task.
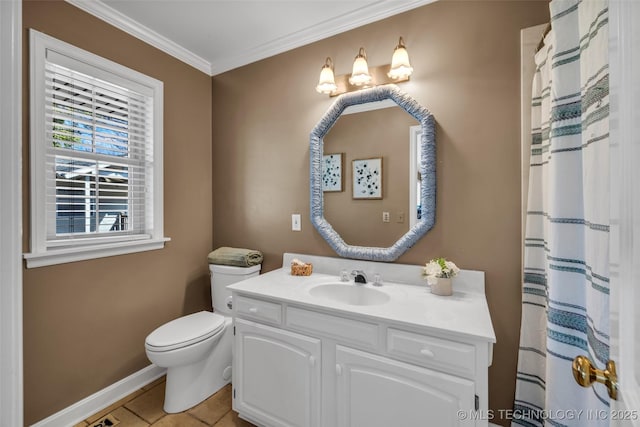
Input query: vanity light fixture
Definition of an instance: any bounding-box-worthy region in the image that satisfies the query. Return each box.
[387,37,414,80]
[316,37,413,97]
[348,47,372,86]
[315,57,337,94]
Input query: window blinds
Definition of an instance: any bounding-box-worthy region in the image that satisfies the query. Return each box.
[43,59,154,242]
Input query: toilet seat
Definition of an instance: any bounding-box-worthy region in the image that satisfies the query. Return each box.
[145,311,225,352]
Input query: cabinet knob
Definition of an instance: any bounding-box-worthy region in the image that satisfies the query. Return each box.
[309,356,316,367]
[420,348,435,358]
[336,364,343,376]
[249,307,258,313]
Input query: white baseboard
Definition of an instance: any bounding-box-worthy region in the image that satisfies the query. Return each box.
[31,364,166,427]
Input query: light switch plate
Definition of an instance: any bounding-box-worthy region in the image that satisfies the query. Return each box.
[292,214,301,231]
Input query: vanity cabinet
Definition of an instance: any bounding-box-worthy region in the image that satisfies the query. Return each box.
[232,294,491,427]
[335,345,475,427]
[233,318,321,427]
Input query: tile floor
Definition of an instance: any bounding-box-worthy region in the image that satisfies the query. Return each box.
[75,377,256,427]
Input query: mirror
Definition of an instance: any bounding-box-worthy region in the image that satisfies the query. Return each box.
[323,105,417,247]
[310,85,435,262]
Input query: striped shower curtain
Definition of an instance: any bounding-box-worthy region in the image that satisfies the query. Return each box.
[513,1,610,426]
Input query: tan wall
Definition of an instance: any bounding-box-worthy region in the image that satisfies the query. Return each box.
[212,1,549,425]
[22,1,213,424]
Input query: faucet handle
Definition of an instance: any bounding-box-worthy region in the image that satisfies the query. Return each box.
[372,273,383,287]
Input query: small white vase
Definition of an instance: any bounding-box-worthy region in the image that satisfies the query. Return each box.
[431,277,453,296]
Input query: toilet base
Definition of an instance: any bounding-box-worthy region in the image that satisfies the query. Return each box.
[163,317,233,413]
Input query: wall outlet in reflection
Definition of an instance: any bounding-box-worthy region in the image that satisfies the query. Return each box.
[292,214,301,231]
[397,212,405,223]
[382,211,390,223]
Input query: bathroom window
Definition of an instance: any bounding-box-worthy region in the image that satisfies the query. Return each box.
[25,30,168,267]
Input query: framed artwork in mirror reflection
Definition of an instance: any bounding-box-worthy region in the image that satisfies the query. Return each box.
[322,153,344,192]
[352,157,382,199]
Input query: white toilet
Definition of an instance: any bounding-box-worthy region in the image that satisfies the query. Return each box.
[145,263,261,413]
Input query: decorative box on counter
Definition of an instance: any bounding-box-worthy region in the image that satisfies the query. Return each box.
[290,259,313,276]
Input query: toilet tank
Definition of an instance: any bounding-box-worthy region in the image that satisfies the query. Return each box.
[209,264,261,315]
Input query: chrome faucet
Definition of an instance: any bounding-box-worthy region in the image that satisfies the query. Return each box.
[351,270,368,284]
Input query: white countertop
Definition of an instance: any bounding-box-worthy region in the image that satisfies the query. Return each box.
[227,254,496,343]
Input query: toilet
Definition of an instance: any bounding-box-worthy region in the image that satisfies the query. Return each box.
[145,263,261,413]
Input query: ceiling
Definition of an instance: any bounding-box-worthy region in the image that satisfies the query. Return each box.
[67,0,435,76]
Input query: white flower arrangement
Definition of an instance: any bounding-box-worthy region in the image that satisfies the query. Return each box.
[423,257,460,285]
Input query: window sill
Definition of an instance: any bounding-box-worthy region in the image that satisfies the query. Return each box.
[23,237,171,268]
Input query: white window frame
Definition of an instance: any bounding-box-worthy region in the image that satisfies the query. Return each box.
[24,30,169,268]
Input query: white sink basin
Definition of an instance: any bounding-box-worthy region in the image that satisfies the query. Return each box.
[308,283,390,306]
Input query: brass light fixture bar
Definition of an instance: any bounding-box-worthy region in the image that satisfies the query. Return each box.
[329,63,410,97]
[329,64,409,97]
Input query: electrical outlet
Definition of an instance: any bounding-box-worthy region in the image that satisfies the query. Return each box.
[397,212,405,223]
[292,214,301,231]
[382,211,390,223]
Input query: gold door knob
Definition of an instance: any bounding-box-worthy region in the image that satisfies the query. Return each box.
[572,355,618,400]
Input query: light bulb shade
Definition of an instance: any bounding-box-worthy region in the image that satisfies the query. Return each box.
[348,48,372,86]
[316,57,337,94]
[387,37,413,80]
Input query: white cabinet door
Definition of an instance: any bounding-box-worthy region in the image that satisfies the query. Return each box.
[234,319,321,427]
[335,345,475,427]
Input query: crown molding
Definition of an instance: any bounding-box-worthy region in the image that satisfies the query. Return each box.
[66,0,436,76]
[65,0,212,75]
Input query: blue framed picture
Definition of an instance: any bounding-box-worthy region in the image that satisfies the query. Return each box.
[322,153,344,192]
[352,157,382,199]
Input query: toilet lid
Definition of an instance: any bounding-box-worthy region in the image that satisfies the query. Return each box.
[145,311,225,351]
